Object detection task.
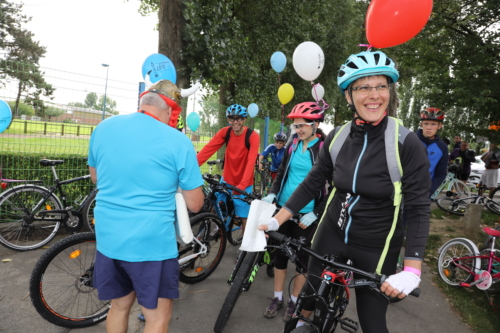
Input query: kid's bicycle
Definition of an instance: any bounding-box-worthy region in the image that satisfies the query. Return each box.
[253,158,273,197]
[29,211,227,328]
[0,159,97,251]
[435,184,500,216]
[430,163,471,201]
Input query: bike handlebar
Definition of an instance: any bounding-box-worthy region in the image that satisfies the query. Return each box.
[202,173,258,202]
[266,231,420,298]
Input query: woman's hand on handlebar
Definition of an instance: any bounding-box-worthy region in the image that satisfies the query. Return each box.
[258,217,280,231]
[380,271,421,299]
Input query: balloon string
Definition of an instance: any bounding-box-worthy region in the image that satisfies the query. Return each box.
[311,82,330,112]
[278,73,284,131]
[358,44,373,51]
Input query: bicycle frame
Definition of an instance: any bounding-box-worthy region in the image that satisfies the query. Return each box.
[431,172,461,199]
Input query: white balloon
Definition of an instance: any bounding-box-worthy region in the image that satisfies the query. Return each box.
[293,41,325,81]
[311,83,325,101]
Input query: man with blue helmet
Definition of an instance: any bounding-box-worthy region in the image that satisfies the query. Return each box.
[197,104,260,233]
[260,50,431,333]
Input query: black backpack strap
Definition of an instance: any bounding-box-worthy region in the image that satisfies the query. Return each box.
[245,128,253,150]
[224,126,232,147]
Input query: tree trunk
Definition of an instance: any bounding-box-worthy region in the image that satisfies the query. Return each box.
[158,0,188,117]
[15,80,22,117]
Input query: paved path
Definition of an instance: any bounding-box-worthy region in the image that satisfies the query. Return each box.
[0,234,474,333]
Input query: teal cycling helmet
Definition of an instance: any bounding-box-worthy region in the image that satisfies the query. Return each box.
[226,104,248,117]
[337,51,399,93]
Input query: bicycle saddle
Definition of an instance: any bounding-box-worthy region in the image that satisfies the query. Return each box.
[484,227,500,237]
[40,159,64,167]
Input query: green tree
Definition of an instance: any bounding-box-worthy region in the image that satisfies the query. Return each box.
[7,100,33,116]
[198,93,223,133]
[96,95,118,115]
[84,92,98,108]
[0,1,54,118]
[387,0,500,143]
[45,105,64,121]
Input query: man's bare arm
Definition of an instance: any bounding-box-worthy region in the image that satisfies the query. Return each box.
[89,166,97,184]
[182,187,204,213]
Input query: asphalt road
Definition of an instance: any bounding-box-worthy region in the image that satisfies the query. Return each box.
[0,231,474,333]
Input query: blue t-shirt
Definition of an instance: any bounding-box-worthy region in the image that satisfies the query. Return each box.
[260,144,285,172]
[88,113,204,262]
[277,138,318,213]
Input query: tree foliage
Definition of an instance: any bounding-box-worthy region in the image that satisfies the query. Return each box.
[69,92,118,115]
[138,0,367,127]
[7,100,33,116]
[45,105,64,120]
[387,0,500,143]
[0,0,54,118]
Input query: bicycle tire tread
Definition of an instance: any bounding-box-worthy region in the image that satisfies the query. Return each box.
[214,251,258,333]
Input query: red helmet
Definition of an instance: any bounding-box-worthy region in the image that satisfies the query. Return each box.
[287,102,324,121]
[420,107,445,122]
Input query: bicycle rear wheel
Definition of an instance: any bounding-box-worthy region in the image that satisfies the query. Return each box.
[436,197,473,216]
[253,170,263,196]
[485,199,500,216]
[29,232,109,328]
[0,185,63,251]
[179,213,227,284]
[214,251,258,333]
[437,239,479,286]
[227,216,243,245]
[81,190,97,231]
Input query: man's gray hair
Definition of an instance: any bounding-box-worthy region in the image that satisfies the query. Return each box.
[140,93,168,110]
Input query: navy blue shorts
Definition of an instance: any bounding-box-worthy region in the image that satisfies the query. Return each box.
[93,251,180,309]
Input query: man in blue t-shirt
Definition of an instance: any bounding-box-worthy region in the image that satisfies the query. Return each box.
[258,132,287,180]
[88,80,204,333]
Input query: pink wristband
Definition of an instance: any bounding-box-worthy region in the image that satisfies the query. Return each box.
[403,266,421,276]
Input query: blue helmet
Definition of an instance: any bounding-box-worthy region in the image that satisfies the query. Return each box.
[337,51,399,93]
[226,104,247,117]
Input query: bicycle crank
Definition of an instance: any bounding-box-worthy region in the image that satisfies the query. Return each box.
[340,317,358,333]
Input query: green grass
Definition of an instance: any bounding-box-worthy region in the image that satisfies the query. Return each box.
[432,207,461,220]
[482,210,500,227]
[5,120,94,136]
[0,137,89,155]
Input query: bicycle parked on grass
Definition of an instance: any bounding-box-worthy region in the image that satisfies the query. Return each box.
[29,211,227,328]
[0,159,97,251]
[437,225,500,312]
[430,163,471,201]
[435,184,500,216]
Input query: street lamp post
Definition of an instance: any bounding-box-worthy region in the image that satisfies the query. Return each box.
[101,64,109,120]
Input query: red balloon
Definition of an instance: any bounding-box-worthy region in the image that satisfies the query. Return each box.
[366,0,433,48]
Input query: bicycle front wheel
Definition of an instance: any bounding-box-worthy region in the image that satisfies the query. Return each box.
[81,190,97,231]
[179,213,227,284]
[214,251,258,333]
[253,170,263,197]
[29,232,109,328]
[437,239,478,286]
[0,185,63,251]
[436,197,473,216]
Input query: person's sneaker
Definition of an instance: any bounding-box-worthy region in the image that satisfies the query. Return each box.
[283,299,295,322]
[263,297,283,318]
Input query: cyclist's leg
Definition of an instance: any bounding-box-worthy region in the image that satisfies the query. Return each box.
[231,184,252,233]
[141,298,173,333]
[348,245,399,333]
[107,291,136,333]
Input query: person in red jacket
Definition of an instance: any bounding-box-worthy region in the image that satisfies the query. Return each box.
[197,104,260,233]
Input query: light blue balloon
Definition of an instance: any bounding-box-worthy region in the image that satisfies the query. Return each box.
[0,100,12,133]
[187,112,201,132]
[270,51,287,73]
[141,53,177,84]
[247,103,259,118]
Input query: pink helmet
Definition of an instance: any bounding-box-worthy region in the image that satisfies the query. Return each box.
[287,102,324,121]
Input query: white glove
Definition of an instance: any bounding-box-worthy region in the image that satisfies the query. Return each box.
[384,271,421,296]
[261,193,276,204]
[260,217,280,231]
[300,212,317,226]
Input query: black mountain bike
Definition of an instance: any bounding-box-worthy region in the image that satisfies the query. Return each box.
[29,213,227,328]
[263,231,420,333]
[0,159,96,251]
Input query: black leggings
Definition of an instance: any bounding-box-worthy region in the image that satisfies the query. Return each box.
[274,220,317,273]
[302,223,399,333]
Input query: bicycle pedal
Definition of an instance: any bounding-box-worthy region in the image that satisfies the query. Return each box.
[340,317,358,333]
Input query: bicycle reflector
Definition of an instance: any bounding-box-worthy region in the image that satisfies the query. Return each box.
[45,204,52,210]
[443,269,451,277]
[1,183,6,189]
[69,250,81,259]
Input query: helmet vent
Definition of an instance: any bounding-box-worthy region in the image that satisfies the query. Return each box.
[338,70,345,77]
[385,58,391,66]
[374,53,380,64]
[346,62,358,69]
[358,55,367,63]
